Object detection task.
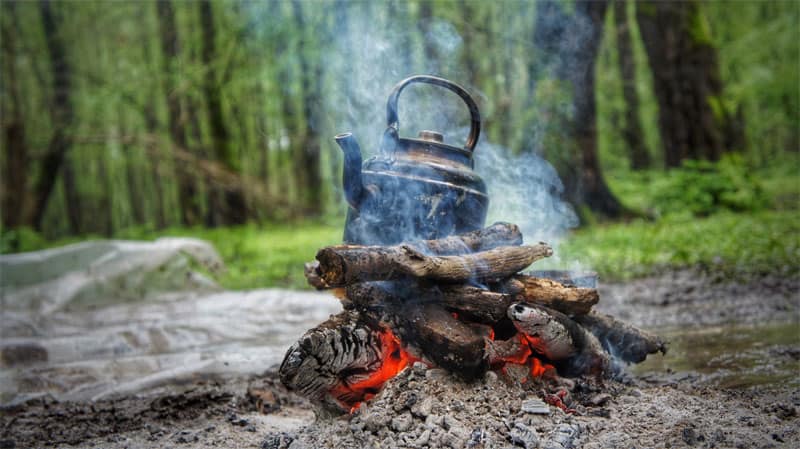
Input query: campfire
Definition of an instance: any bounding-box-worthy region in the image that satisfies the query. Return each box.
[280,222,666,413]
[279,75,665,414]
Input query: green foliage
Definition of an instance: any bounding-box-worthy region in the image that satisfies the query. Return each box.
[556,209,800,281]
[607,155,776,218]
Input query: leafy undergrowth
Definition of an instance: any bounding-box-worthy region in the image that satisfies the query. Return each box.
[553,209,800,282]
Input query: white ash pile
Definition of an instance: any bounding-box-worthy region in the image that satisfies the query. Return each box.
[266,361,626,449]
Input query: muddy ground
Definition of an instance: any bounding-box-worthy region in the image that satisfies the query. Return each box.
[1,270,798,448]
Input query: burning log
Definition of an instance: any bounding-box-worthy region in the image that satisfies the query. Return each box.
[315,243,552,287]
[507,303,610,377]
[574,311,667,363]
[279,310,414,413]
[502,275,599,316]
[396,303,488,380]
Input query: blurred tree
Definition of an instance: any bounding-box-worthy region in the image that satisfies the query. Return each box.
[0,2,29,229]
[614,0,650,170]
[32,0,76,230]
[199,0,247,226]
[636,0,745,167]
[533,0,625,218]
[290,0,323,215]
[156,0,201,225]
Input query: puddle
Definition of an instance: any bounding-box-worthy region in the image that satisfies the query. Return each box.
[633,321,800,388]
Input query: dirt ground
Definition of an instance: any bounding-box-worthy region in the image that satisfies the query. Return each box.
[2,270,798,449]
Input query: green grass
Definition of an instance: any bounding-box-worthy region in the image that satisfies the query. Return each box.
[1,221,342,290]
[554,209,799,281]
[4,209,797,289]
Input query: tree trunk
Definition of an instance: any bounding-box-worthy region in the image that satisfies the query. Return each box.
[291,0,323,216]
[156,0,200,225]
[636,0,742,167]
[0,2,29,230]
[571,0,626,218]
[199,0,247,226]
[614,0,650,170]
[531,1,625,218]
[31,0,76,230]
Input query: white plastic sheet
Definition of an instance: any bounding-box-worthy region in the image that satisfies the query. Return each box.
[0,239,341,405]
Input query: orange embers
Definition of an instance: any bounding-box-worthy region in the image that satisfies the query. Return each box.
[330,327,415,413]
[492,333,556,380]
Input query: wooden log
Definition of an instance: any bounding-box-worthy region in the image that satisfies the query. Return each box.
[432,285,513,323]
[341,277,597,322]
[508,302,610,377]
[316,243,552,287]
[501,275,599,316]
[415,221,523,255]
[574,312,667,363]
[305,223,525,289]
[279,310,385,413]
[395,302,488,380]
[304,261,329,290]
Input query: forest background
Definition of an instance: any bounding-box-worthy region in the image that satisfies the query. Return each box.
[1,0,798,289]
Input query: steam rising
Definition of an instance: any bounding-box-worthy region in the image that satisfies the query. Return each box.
[324,4,578,251]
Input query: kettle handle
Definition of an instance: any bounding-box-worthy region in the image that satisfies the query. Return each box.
[385,75,481,154]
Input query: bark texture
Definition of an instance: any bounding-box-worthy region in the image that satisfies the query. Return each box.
[636,0,744,167]
[315,243,552,287]
[614,0,650,170]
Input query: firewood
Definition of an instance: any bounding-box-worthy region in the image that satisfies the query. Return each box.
[341,278,597,323]
[501,275,599,316]
[304,261,329,290]
[429,276,598,321]
[304,223,522,289]
[395,302,488,380]
[507,302,610,377]
[574,312,668,363]
[279,310,385,413]
[417,221,523,255]
[316,243,552,287]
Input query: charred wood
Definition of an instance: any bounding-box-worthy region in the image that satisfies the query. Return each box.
[279,310,386,413]
[574,311,667,363]
[501,275,599,316]
[315,243,552,287]
[508,302,610,377]
[417,221,523,255]
[304,222,523,290]
[395,303,488,380]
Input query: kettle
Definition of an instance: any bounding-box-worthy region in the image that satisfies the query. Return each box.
[335,75,488,245]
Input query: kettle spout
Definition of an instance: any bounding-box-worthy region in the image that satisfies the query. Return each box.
[335,132,364,210]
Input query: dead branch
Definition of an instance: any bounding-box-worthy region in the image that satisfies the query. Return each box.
[316,243,552,287]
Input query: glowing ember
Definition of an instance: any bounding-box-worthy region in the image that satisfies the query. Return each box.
[330,328,415,412]
[491,333,556,379]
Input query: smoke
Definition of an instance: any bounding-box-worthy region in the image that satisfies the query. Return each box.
[474,141,579,246]
[322,2,580,253]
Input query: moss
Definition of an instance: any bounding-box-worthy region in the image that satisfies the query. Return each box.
[688,2,715,47]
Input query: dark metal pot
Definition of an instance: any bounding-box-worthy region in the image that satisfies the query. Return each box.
[335,75,488,245]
